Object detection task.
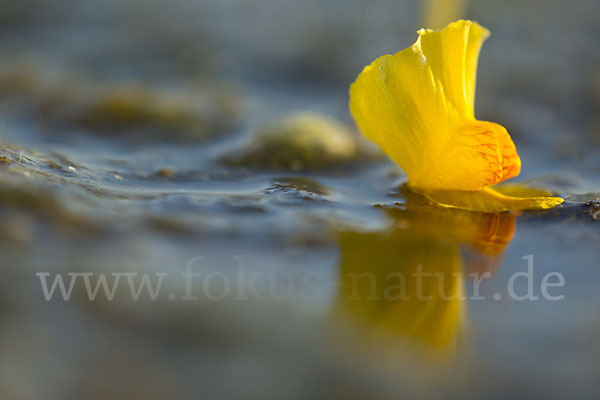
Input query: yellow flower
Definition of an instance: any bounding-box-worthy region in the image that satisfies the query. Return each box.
[349,20,563,212]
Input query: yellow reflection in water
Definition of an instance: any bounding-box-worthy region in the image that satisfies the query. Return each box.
[334,187,516,355]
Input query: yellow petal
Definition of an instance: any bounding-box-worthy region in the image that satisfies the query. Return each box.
[349,20,492,190]
[492,184,553,197]
[417,20,489,119]
[495,124,522,182]
[414,120,521,190]
[349,19,563,210]
[421,186,564,213]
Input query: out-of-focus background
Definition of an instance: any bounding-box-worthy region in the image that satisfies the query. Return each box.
[1,1,599,399]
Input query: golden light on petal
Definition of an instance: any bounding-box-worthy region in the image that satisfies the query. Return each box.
[349,20,563,212]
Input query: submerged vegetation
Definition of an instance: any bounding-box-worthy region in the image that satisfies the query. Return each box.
[221,112,378,171]
[0,64,241,141]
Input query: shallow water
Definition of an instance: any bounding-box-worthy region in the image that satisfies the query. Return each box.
[1,0,600,399]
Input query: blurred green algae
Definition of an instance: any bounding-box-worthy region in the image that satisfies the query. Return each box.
[0,64,241,141]
[221,112,380,171]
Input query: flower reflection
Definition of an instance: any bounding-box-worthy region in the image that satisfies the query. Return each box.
[334,188,516,354]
